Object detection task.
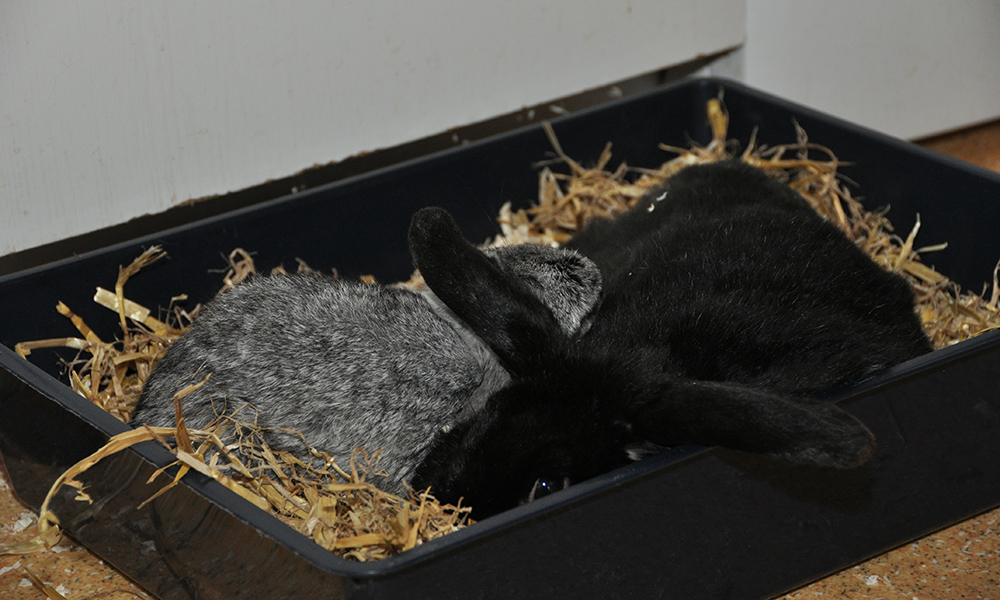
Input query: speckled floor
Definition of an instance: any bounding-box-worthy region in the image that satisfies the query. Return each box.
[1,119,998,600]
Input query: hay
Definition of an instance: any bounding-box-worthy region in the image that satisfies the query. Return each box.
[15,98,1000,563]
[21,564,69,600]
[15,247,192,422]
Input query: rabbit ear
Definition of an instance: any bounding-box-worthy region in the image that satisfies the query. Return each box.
[408,207,568,370]
[482,244,602,336]
[629,378,875,468]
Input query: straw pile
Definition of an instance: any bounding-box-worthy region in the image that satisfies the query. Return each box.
[14,247,193,423]
[15,98,1000,562]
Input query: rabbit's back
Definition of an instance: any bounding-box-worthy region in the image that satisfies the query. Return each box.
[569,160,931,395]
[134,273,506,491]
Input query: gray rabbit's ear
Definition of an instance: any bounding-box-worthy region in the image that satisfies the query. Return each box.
[408,207,568,370]
[629,378,876,469]
[483,244,602,336]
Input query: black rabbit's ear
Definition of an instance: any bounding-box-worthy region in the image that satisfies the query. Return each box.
[408,207,567,370]
[630,379,875,468]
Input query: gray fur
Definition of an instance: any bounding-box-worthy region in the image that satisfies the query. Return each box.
[483,245,602,336]
[132,243,601,494]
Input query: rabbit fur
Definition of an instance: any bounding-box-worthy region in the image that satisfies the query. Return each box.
[409,160,932,518]
[132,243,602,494]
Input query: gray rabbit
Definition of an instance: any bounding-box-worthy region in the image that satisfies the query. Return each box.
[132,243,602,494]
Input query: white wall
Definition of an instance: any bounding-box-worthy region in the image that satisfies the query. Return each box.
[727,0,1000,140]
[0,1,745,257]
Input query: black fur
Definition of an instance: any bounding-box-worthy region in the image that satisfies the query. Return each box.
[410,160,932,518]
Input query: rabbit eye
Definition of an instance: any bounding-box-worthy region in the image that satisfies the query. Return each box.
[528,476,571,502]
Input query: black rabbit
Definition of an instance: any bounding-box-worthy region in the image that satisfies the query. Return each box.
[409,159,932,518]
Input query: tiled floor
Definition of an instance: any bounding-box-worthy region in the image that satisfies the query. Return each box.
[1,119,998,600]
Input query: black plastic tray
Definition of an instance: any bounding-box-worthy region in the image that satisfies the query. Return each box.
[2,77,1000,600]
